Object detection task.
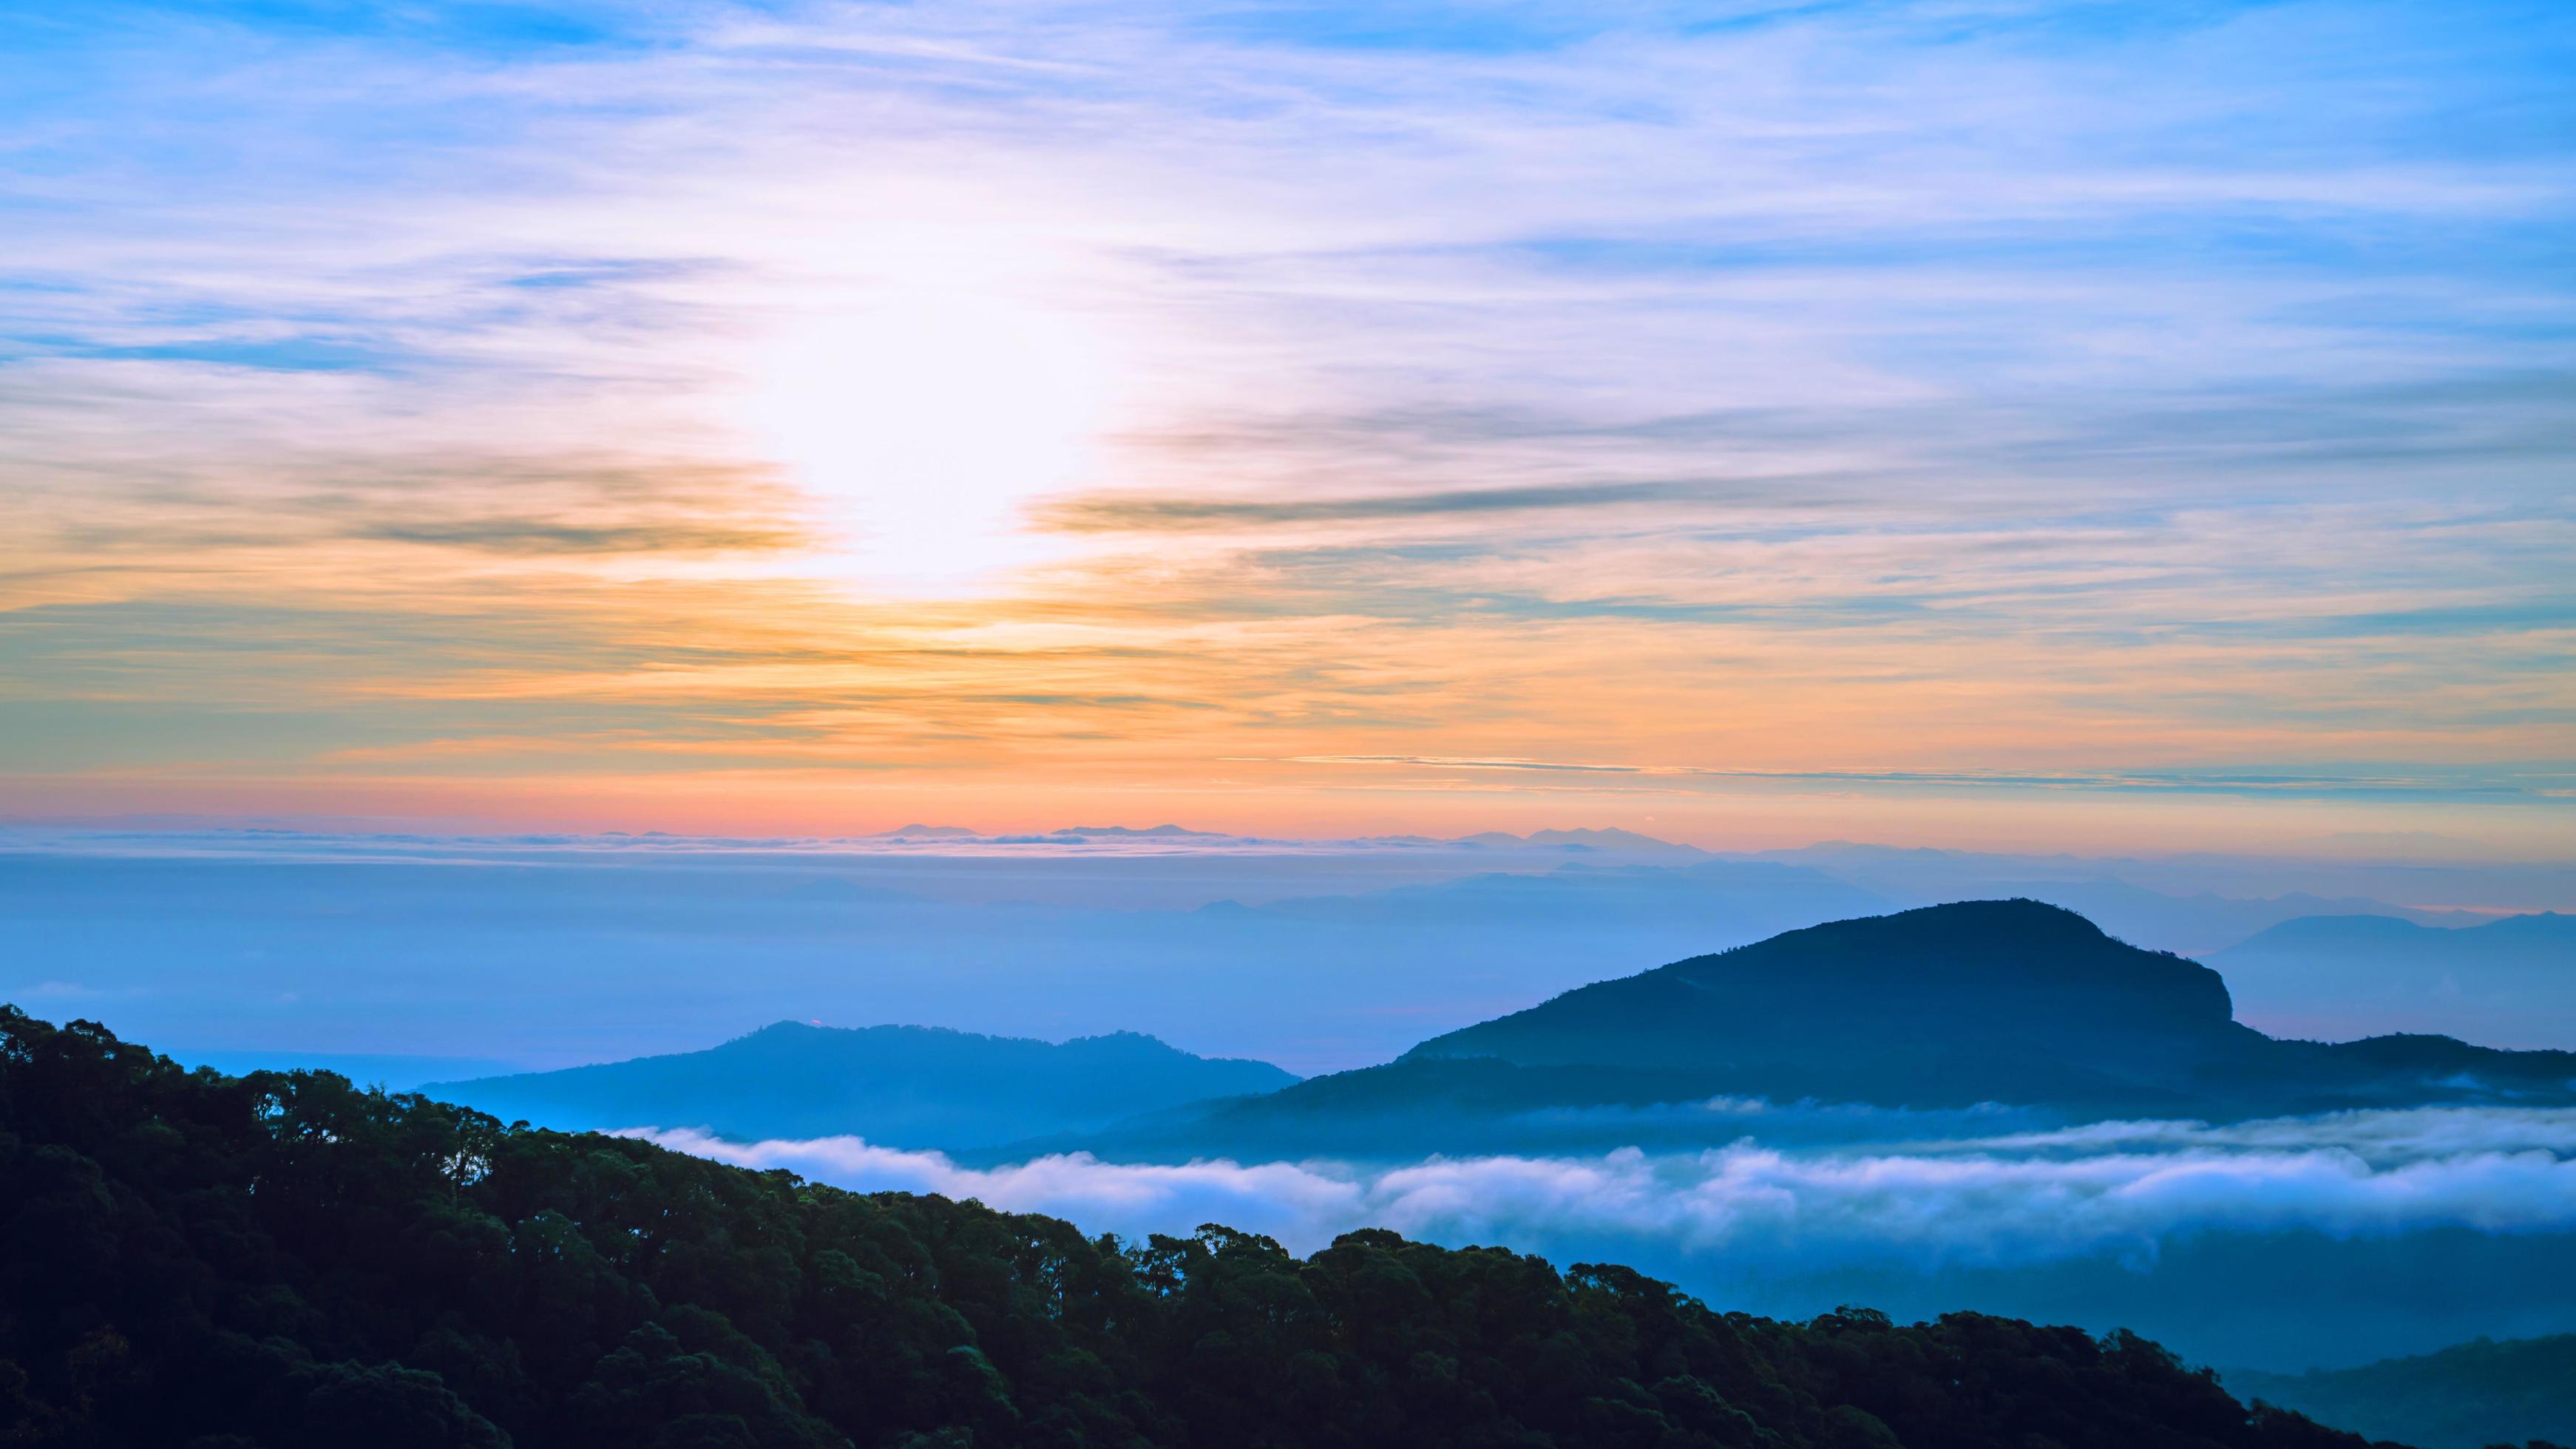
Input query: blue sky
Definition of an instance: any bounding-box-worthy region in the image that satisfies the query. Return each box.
[0,0,2569,852]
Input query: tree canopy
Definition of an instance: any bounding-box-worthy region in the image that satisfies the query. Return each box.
[0,1005,2441,1448]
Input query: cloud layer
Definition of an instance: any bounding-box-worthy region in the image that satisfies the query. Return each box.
[636,1105,2576,1269]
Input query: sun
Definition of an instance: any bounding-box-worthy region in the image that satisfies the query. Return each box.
[744,288,1110,593]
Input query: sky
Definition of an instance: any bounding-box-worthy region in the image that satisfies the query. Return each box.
[3,0,2572,855]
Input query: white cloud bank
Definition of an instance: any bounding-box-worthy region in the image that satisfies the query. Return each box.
[633,1106,2576,1271]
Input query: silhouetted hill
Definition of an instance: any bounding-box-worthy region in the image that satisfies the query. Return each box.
[0,1005,2399,1448]
[2214,912,2575,1049]
[427,1022,1296,1150]
[2226,1332,2576,1449]
[1137,902,2576,1158]
[1408,897,2237,1072]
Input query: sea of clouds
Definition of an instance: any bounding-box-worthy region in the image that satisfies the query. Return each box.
[634,1105,2576,1272]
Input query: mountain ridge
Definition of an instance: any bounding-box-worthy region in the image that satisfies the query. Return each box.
[2213,910,2576,1050]
[2225,1332,2576,1449]
[1077,900,2576,1161]
[439,900,2576,1164]
[426,1019,1298,1151]
[1404,899,2240,1070]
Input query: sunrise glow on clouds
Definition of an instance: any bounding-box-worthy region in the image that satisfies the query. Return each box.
[2,1,2570,850]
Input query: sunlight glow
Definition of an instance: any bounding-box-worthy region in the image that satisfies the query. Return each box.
[746,288,1110,593]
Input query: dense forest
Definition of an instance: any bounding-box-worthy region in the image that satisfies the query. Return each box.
[0,1004,2536,1449]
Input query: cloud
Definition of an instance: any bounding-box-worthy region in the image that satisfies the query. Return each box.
[350,518,804,556]
[1,0,2570,837]
[1269,757,2575,802]
[1037,480,1781,531]
[633,1104,2576,1270]
[1950,1107,2576,1164]
[1285,754,1648,774]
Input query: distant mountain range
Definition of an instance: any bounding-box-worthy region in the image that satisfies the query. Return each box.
[1960,879,2488,958]
[857,822,1707,854]
[1738,843,2522,955]
[1456,827,1709,857]
[32,832,2566,1073]
[2213,912,2575,1050]
[440,900,2576,1164]
[426,1022,1297,1150]
[2226,1332,2576,1449]
[1162,901,2574,1156]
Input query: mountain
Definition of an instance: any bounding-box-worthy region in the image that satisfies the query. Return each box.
[1408,897,2237,1078]
[426,1022,1297,1150]
[1133,901,2576,1159]
[2212,912,2576,1050]
[1738,844,2515,954]
[2225,1333,2576,1449]
[4,846,1901,1084]
[0,1005,2403,1448]
[1970,879,2480,958]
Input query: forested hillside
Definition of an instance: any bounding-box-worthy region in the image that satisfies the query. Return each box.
[0,1005,2410,1448]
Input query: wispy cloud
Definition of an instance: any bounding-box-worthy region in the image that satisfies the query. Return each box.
[0,0,2568,841]
[1270,757,2576,801]
[348,518,803,557]
[1038,480,1740,530]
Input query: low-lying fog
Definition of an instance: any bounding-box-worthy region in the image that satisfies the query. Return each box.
[640,1103,2576,1373]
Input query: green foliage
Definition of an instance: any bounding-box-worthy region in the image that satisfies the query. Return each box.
[0,1007,2393,1448]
